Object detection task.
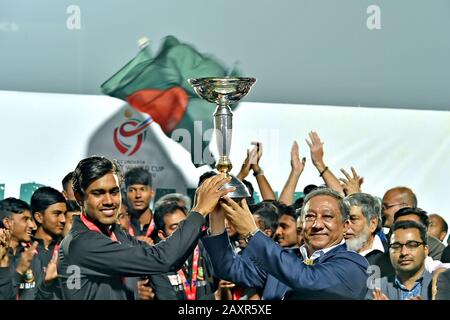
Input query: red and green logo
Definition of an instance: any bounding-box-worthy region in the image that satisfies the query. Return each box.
[113,114,153,156]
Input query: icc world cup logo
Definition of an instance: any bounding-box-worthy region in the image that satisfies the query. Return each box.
[113,111,153,156]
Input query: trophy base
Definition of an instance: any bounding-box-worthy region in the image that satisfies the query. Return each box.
[220,174,251,199]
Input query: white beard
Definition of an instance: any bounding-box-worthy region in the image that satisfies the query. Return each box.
[346,232,370,252]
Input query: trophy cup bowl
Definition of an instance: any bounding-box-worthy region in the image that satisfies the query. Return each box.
[188,77,256,199]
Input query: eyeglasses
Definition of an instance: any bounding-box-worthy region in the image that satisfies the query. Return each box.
[389,240,424,251]
[382,203,406,211]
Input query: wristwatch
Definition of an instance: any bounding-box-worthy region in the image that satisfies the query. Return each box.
[253,169,264,177]
[242,228,260,244]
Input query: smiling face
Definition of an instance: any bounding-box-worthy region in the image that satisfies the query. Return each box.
[390,228,428,276]
[10,210,36,243]
[80,172,121,226]
[303,195,345,253]
[36,202,67,237]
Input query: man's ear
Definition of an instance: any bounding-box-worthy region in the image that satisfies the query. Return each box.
[264,228,273,238]
[369,217,378,234]
[74,192,84,209]
[34,212,44,225]
[2,217,13,230]
[157,230,166,241]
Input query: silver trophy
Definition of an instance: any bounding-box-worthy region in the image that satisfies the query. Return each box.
[188,77,256,198]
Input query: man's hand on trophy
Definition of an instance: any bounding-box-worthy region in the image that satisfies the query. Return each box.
[192,174,235,217]
[220,197,258,236]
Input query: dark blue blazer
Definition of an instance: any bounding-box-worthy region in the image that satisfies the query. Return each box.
[202,231,369,300]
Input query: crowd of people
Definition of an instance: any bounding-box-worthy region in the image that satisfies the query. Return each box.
[1,131,449,300]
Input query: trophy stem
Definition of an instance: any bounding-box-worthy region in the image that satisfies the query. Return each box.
[214,104,233,173]
[187,77,256,198]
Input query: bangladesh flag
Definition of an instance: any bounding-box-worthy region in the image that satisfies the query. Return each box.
[101,35,240,167]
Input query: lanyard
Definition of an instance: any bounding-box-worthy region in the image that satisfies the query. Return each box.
[128,225,135,236]
[177,245,200,300]
[144,219,155,238]
[81,213,118,242]
[233,287,244,300]
[80,213,126,285]
[53,243,60,259]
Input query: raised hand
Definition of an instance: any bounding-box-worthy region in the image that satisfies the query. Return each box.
[305,131,344,195]
[44,248,58,285]
[16,241,38,275]
[237,146,258,180]
[192,174,235,217]
[305,131,325,168]
[250,141,263,173]
[372,288,389,300]
[0,228,11,267]
[339,167,364,196]
[279,141,306,205]
[291,141,306,175]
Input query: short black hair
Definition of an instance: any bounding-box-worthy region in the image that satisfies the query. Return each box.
[394,207,429,228]
[250,202,279,234]
[0,197,32,222]
[293,196,304,210]
[62,171,74,192]
[303,184,318,196]
[66,200,81,212]
[30,187,66,215]
[124,167,152,189]
[443,219,449,234]
[72,156,123,197]
[276,202,299,221]
[390,220,428,245]
[241,179,255,205]
[153,201,187,232]
[198,171,217,187]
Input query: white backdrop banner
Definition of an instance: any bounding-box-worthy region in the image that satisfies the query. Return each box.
[0,90,448,224]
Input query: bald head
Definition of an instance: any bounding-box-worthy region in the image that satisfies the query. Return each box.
[384,187,417,207]
[382,187,417,228]
[428,214,448,241]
